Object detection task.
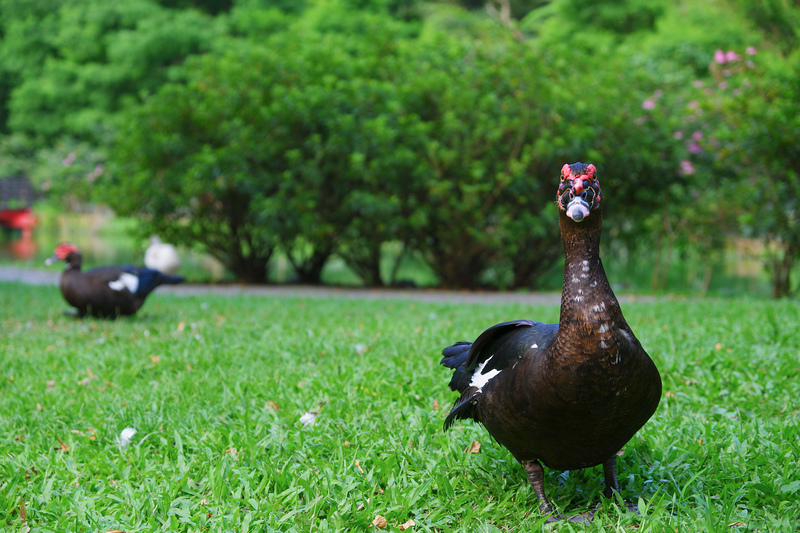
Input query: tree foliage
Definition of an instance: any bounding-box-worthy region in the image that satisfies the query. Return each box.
[1,0,799,293]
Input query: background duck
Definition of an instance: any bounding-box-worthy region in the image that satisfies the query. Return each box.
[46,242,185,318]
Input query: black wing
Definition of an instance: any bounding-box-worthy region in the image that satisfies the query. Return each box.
[464,320,554,372]
[441,319,558,430]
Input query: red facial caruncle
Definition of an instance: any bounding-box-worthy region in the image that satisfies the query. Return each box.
[557,163,602,222]
[54,243,79,259]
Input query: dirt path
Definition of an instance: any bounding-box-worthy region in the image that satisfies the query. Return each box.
[0,265,649,306]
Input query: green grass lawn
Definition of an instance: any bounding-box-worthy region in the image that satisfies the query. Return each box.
[1,282,798,532]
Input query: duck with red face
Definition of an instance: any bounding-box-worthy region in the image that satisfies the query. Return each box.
[440,163,661,522]
[557,162,602,222]
[45,243,185,318]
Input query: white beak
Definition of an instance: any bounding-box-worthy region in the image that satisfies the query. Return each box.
[566,198,590,222]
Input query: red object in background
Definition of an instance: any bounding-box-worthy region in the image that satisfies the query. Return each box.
[0,207,38,237]
[0,207,38,260]
[3,233,37,260]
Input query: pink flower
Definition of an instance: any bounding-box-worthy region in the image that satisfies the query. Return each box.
[680,160,695,175]
[725,51,739,62]
[674,131,684,140]
[714,50,726,64]
[62,152,76,167]
[86,164,104,182]
[688,142,702,154]
[642,99,656,110]
[718,81,728,90]
[746,46,756,55]
[688,100,699,109]
[692,131,703,141]
[693,80,704,88]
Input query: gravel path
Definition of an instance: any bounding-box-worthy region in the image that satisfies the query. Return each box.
[0,265,648,306]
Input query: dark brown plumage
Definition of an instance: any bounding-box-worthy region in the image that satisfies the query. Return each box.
[45,243,185,318]
[440,163,661,522]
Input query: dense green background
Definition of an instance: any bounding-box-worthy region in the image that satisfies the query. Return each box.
[1,0,798,294]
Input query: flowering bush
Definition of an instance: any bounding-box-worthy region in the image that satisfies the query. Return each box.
[679,45,800,296]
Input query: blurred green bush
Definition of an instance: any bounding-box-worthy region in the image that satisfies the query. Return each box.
[1,0,798,293]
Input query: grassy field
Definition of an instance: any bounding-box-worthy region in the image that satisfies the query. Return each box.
[1,282,798,532]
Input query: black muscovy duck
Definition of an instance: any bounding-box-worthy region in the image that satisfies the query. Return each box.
[45,242,185,318]
[440,163,661,522]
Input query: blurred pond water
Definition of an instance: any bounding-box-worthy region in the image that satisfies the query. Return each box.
[0,208,229,282]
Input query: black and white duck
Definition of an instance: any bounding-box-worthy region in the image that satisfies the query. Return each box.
[46,242,185,318]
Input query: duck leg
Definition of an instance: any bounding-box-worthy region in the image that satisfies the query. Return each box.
[522,460,554,515]
[602,455,620,498]
[523,460,591,523]
[602,455,639,513]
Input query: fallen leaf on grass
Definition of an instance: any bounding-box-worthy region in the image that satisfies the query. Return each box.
[465,440,481,454]
[267,400,279,411]
[355,460,364,473]
[19,497,30,533]
[150,355,161,364]
[727,522,745,527]
[55,438,69,452]
[372,515,387,529]
[106,530,125,533]
[398,519,416,531]
[177,321,186,332]
[78,368,99,386]
[432,400,439,411]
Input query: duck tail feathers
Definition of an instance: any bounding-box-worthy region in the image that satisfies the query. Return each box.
[443,387,480,430]
[135,269,185,297]
[440,341,473,393]
[440,341,471,369]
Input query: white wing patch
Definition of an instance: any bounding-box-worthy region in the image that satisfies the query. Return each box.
[109,272,139,293]
[469,356,501,392]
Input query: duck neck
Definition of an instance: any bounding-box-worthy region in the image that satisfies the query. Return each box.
[65,252,82,271]
[555,209,626,360]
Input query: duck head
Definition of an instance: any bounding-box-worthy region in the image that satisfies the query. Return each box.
[45,243,81,267]
[556,162,602,222]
